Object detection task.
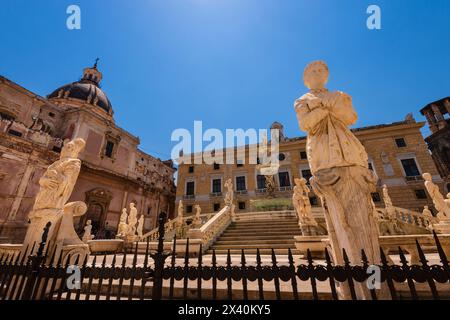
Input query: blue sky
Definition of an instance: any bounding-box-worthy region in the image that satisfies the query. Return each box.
[1,0,449,160]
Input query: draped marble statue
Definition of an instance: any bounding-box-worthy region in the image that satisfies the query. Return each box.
[22,138,89,264]
[293,178,318,235]
[192,204,202,228]
[294,61,383,299]
[224,179,234,206]
[116,208,129,238]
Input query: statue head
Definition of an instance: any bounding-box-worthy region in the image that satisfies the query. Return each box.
[303,61,329,90]
[86,220,92,226]
[422,173,432,181]
[424,206,429,210]
[61,138,86,159]
[130,202,136,209]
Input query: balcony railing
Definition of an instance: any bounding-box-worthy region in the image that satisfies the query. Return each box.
[277,186,293,192]
[183,194,196,200]
[235,190,248,195]
[405,175,424,183]
[255,188,267,194]
[210,192,222,197]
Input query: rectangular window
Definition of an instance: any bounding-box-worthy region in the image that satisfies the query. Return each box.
[309,196,318,206]
[238,201,246,210]
[300,151,307,160]
[213,203,220,211]
[257,175,266,189]
[395,138,407,148]
[401,158,420,177]
[415,189,427,199]
[186,181,195,195]
[8,129,22,137]
[105,141,114,158]
[212,179,222,193]
[213,163,220,170]
[188,166,194,173]
[236,176,246,191]
[278,171,291,187]
[368,162,374,171]
[301,169,312,182]
[186,205,193,214]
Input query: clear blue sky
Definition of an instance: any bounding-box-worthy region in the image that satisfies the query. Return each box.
[1,0,449,160]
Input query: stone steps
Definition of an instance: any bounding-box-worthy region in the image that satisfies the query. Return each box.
[206,214,303,255]
[214,239,295,245]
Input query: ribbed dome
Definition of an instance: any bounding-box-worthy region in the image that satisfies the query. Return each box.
[47,61,112,113]
[48,80,112,113]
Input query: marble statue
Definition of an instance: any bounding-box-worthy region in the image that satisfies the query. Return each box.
[293,178,318,233]
[137,215,145,239]
[22,138,89,262]
[224,179,234,206]
[382,185,396,220]
[82,220,94,243]
[192,204,202,228]
[294,61,383,299]
[116,208,129,238]
[422,206,434,231]
[127,203,138,236]
[423,173,449,220]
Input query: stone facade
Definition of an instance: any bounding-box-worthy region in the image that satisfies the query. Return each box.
[0,63,176,243]
[420,97,450,193]
[176,118,444,216]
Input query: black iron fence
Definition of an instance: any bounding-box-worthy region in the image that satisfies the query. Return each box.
[0,212,449,300]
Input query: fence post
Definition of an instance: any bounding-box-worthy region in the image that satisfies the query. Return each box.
[151,212,170,300]
[21,222,51,300]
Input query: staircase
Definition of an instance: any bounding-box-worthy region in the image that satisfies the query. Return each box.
[207,212,302,255]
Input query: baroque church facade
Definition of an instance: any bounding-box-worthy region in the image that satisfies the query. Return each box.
[0,63,176,243]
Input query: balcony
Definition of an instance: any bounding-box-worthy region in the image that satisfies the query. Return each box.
[183,194,196,200]
[277,186,293,192]
[404,175,424,183]
[210,192,222,198]
[255,188,267,194]
[234,190,248,195]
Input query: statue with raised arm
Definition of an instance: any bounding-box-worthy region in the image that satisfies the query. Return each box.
[294,61,382,299]
[22,138,89,261]
[423,173,449,220]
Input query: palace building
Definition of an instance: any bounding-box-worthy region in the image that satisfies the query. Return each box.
[0,63,176,243]
[176,117,446,216]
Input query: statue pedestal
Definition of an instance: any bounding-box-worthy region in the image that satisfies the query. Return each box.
[294,235,328,258]
[299,222,321,236]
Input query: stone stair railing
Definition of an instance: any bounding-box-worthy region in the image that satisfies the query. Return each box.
[375,206,437,231]
[186,205,232,251]
[141,212,218,242]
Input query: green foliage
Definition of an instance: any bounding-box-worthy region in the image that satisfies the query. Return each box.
[251,198,293,211]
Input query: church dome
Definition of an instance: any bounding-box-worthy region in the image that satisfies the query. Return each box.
[47,61,113,114]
